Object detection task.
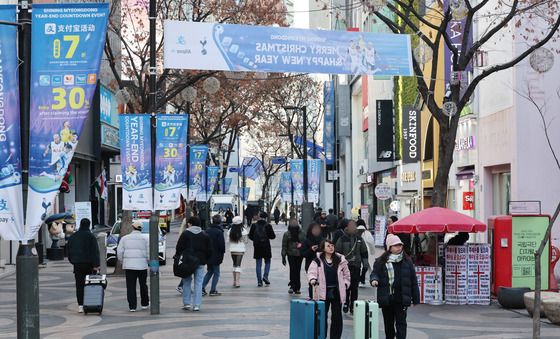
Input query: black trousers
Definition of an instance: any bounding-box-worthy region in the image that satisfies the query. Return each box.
[125,269,149,310]
[73,263,94,306]
[287,255,303,291]
[381,304,408,339]
[346,265,361,310]
[324,288,343,339]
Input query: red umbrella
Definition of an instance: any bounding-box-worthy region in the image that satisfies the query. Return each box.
[388,207,486,234]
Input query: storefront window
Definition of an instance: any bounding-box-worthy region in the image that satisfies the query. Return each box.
[492,172,511,215]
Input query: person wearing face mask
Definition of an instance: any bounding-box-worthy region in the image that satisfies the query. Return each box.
[335,219,369,314]
[370,234,420,339]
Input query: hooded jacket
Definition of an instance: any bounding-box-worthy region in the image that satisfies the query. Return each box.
[281,227,306,258]
[370,254,420,307]
[307,253,351,304]
[67,227,100,266]
[117,230,149,270]
[175,226,212,266]
[207,223,226,265]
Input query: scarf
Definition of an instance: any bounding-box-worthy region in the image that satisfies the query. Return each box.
[385,252,404,295]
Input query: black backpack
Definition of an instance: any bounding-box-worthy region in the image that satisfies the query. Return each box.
[255,223,269,244]
[173,234,200,278]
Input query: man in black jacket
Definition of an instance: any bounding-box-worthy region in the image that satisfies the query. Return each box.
[202,214,225,296]
[248,212,276,287]
[175,216,212,311]
[66,218,100,313]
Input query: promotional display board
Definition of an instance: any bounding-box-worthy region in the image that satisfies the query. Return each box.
[323,81,335,166]
[511,216,549,289]
[155,115,188,210]
[188,145,208,201]
[445,245,469,305]
[308,159,321,203]
[279,172,292,202]
[119,115,152,210]
[26,3,109,239]
[164,21,413,76]
[0,5,24,240]
[467,244,491,305]
[202,166,220,201]
[290,159,304,205]
[376,100,394,162]
[74,201,92,229]
[374,215,387,247]
[415,266,442,304]
[402,106,420,163]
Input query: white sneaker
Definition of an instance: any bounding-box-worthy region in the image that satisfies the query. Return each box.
[129,309,136,312]
[193,306,200,312]
[182,304,191,310]
[78,306,84,313]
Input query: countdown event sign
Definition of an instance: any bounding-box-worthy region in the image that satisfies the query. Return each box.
[24,3,109,239]
[155,115,188,210]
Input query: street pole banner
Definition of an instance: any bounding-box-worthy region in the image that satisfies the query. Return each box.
[323,81,335,166]
[279,172,292,203]
[25,3,109,239]
[307,159,321,203]
[119,114,152,211]
[155,114,188,210]
[239,187,250,204]
[202,166,219,201]
[0,5,24,241]
[223,177,232,194]
[164,21,413,76]
[376,100,394,162]
[188,145,208,201]
[402,106,420,163]
[290,159,304,205]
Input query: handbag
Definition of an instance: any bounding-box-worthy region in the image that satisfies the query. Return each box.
[173,235,200,278]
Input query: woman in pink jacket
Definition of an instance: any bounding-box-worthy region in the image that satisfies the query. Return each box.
[307,239,351,339]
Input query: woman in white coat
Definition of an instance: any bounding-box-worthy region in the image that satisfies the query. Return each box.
[228,216,249,287]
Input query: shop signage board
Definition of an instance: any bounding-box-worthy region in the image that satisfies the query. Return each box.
[374,182,392,200]
[376,100,394,161]
[445,245,469,305]
[360,205,369,228]
[416,266,442,304]
[402,106,420,163]
[467,244,491,305]
[509,201,541,215]
[463,192,474,210]
[74,201,92,229]
[511,216,549,289]
[374,215,387,247]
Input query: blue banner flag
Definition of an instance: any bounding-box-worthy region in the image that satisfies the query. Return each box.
[308,159,322,204]
[203,166,220,201]
[241,157,263,180]
[294,136,325,158]
[26,3,109,238]
[279,172,292,203]
[164,21,413,76]
[239,187,250,204]
[223,177,232,194]
[290,160,304,205]
[323,81,335,165]
[189,145,208,201]
[119,115,152,210]
[155,114,188,210]
[0,5,24,241]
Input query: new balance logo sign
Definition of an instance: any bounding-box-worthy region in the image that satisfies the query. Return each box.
[378,151,393,159]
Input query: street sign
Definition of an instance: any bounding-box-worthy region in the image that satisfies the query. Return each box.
[374,183,392,201]
[327,170,339,181]
[229,167,239,173]
[508,201,541,215]
[271,156,287,165]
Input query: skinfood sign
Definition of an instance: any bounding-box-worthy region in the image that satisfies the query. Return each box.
[402,106,420,163]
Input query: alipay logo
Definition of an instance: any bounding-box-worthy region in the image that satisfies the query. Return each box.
[45,23,56,35]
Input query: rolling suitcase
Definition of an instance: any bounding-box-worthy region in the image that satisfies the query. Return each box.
[353,287,379,339]
[290,285,326,339]
[83,274,107,315]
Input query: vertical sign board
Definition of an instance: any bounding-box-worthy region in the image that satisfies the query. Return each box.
[467,244,491,305]
[279,172,292,203]
[374,215,387,247]
[401,106,420,163]
[290,159,304,205]
[444,0,473,99]
[307,159,321,203]
[26,3,109,239]
[189,145,208,201]
[204,166,220,201]
[463,192,474,210]
[74,201,92,229]
[323,81,335,166]
[119,115,152,211]
[416,266,442,304]
[376,100,394,162]
[445,245,469,305]
[0,5,24,240]
[511,216,549,289]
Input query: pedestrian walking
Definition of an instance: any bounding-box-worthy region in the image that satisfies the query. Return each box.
[301,222,325,298]
[225,208,234,227]
[370,234,420,339]
[307,240,351,339]
[66,218,100,313]
[175,216,212,311]
[202,214,226,296]
[281,219,306,294]
[176,218,187,294]
[228,216,248,287]
[357,224,376,287]
[335,219,369,314]
[326,208,338,239]
[248,211,276,287]
[273,207,281,225]
[332,218,348,245]
[315,210,329,239]
[117,220,149,312]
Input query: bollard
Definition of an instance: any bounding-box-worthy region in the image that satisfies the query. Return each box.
[97,233,107,275]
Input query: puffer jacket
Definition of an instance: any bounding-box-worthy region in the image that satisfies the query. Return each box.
[117,230,149,270]
[370,255,420,307]
[281,229,306,257]
[335,232,369,269]
[307,253,351,304]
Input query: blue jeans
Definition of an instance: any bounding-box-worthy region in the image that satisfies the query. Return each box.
[255,258,271,283]
[202,264,221,292]
[182,265,205,307]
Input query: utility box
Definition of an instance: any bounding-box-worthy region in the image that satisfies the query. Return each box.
[489,215,553,295]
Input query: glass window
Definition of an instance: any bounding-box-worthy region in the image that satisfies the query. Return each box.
[492,172,511,215]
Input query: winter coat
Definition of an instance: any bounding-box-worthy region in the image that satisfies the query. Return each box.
[335,232,369,269]
[175,226,212,266]
[225,211,234,224]
[248,220,276,259]
[228,227,249,253]
[117,230,149,270]
[332,228,345,245]
[67,228,100,266]
[307,253,351,304]
[326,214,338,232]
[370,255,420,307]
[207,223,226,265]
[281,229,306,258]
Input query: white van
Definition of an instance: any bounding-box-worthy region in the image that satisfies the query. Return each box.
[210,194,237,218]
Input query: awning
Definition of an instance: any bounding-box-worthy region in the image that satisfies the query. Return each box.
[456,168,475,180]
[388,207,486,234]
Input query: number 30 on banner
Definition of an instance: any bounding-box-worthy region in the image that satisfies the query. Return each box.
[164,147,178,158]
[52,87,86,110]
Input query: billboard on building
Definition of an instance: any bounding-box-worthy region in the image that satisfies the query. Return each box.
[376,100,394,162]
[402,106,421,163]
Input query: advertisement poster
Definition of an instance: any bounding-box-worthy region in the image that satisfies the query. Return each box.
[416,266,442,304]
[463,192,474,210]
[323,81,335,165]
[376,100,394,161]
[467,244,491,305]
[308,159,321,203]
[402,106,420,163]
[0,5,24,241]
[188,145,208,201]
[239,187,250,203]
[290,159,304,205]
[25,3,109,239]
[155,114,188,210]
[74,201,92,230]
[511,216,549,289]
[445,245,469,305]
[374,215,387,247]
[119,114,152,210]
[200,166,220,202]
[279,172,292,203]
[164,21,413,76]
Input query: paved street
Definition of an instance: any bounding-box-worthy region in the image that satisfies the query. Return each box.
[0,222,558,338]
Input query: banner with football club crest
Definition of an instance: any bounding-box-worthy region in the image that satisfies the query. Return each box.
[25,3,109,239]
[188,145,208,201]
[202,166,219,201]
[290,159,304,205]
[308,159,322,203]
[155,114,188,210]
[279,172,292,203]
[119,115,153,210]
